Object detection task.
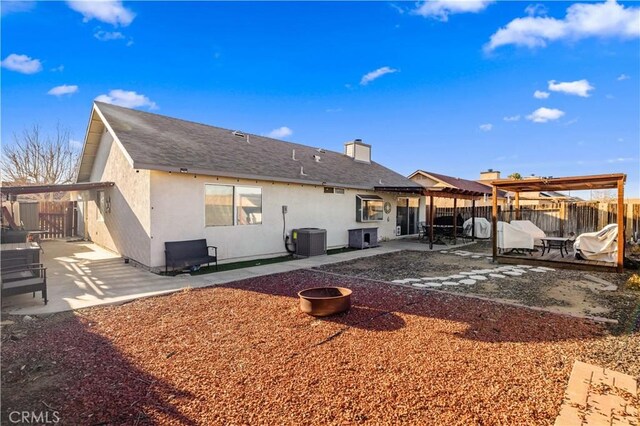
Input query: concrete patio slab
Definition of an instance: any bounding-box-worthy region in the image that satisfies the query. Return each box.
[2,238,470,315]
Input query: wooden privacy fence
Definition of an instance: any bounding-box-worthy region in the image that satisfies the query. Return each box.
[38,201,77,239]
[432,201,640,240]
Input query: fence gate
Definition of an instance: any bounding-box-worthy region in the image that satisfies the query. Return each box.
[38,201,77,239]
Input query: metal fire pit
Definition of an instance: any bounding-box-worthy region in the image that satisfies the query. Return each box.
[298,287,352,317]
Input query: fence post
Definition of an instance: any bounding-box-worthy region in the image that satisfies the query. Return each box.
[597,202,608,230]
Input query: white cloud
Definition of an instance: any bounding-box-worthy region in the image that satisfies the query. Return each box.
[548,79,594,97]
[95,89,157,109]
[267,126,293,139]
[533,90,550,99]
[94,30,125,41]
[413,0,494,21]
[69,139,84,150]
[486,1,640,51]
[503,115,521,122]
[360,66,398,85]
[67,0,135,26]
[1,53,42,74]
[526,107,565,123]
[617,73,630,81]
[47,85,79,96]
[607,157,635,163]
[479,123,493,131]
[525,3,548,17]
[51,65,64,72]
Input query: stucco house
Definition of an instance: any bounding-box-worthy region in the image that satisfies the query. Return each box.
[74,102,425,270]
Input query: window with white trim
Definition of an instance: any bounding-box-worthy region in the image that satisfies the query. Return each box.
[205,184,262,226]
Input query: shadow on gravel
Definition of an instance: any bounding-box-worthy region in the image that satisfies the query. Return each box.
[1,314,195,425]
[221,269,607,344]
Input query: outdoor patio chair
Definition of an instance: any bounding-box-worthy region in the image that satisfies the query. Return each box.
[497,221,534,254]
[463,217,491,239]
[510,220,546,246]
[574,224,618,263]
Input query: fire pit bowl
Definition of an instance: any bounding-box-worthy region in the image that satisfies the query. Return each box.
[298,287,352,317]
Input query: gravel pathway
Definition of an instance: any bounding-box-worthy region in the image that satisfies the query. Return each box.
[2,269,639,425]
[316,245,640,333]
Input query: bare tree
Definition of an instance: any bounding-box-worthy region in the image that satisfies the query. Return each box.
[1,124,79,188]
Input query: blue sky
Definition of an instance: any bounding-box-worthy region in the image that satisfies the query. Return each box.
[2,0,639,197]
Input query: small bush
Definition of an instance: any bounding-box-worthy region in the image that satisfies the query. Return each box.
[626,274,640,291]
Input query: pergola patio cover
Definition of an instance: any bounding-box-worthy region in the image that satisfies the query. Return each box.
[490,173,626,272]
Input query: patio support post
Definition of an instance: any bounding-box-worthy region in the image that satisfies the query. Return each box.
[515,191,520,220]
[471,199,476,241]
[453,197,458,241]
[617,178,624,273]
[492,185,498,261]
[429,195,434,250]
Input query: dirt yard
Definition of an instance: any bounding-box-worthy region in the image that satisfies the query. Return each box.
[2,269,639,425]
[317,242,640,333]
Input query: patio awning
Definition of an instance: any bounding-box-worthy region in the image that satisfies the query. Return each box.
[1,181,115,196]
[490,173,625,192]
[374,186,424,195]
[422,186,485,200]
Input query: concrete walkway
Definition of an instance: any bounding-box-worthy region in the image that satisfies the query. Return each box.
[555,361,638,425]
[2,238,470,315]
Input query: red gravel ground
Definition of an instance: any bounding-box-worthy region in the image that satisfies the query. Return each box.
[2,270,638,425]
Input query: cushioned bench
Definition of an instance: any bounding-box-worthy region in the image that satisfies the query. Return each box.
[165,239,218,274]
[1,263,48,305]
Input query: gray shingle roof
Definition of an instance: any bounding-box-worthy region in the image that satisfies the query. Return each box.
[94,102,421,191]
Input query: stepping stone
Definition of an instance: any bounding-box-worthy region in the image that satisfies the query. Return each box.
[583,274,613,286]
[489,273,507,278]
[503,271,523,276]
[469,275,487,280]
[516,265,534,269]
[485,257,493,260]
[448,274,465,279]
[392,279,410,284]
[471,269,493,274]
[455,253,470,256]
[422,282,443,287]
[441,281,459,286]
[412,283,428,288]
[471,255,481,258]
[404,278,422,283]
[537,266,556,271]
[529,268,549,273]
[459,279,476,285]
[459,272,476,275]
[440,250,449,253]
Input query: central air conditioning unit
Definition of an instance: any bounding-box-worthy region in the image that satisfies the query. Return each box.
[292,228,327,257]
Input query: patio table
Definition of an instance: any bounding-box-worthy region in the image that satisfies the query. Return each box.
[540,237,572,258]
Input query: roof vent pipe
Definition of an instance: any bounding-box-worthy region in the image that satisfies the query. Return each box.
[292,149,297,161]
[300,166,307,176]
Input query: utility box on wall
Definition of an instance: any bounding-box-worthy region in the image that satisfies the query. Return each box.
[292,228,327,257]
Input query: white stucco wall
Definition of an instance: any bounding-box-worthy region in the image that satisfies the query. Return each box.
[149,171,416,268]
[86,130,152,265]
